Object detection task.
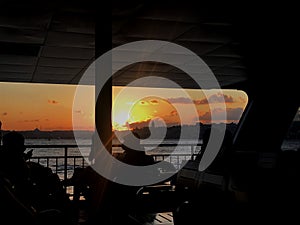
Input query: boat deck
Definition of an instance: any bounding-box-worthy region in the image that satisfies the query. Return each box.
[153,212,173,225]
[128,212,174,225]
[77,207,174,225]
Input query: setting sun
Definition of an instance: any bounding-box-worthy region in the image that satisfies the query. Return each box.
[125,96,181,130]
[0,82,248,131]
[112,86,248,131]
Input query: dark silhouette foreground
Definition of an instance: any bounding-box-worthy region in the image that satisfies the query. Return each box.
[0,131,75,225]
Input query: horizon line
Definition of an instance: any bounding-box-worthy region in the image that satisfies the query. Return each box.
[0,122,238,133]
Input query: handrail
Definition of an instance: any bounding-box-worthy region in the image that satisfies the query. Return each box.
[26,144,91,148]
[25,143,202,148]
[25,143,202,195]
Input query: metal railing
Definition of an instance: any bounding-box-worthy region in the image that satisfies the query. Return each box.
[26,144,90,182]
[26,143,202,183]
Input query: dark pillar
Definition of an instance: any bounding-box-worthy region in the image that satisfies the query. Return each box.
[87,3,112,224]
[95,7,112,155]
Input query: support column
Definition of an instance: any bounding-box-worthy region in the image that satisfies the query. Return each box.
[95,12,112,155]
[87,3,112,224]
[95,75,112,153]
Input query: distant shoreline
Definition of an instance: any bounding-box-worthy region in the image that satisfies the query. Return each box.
[2,121,298,140]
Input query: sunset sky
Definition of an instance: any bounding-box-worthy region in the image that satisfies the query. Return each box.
[0,82,248,131]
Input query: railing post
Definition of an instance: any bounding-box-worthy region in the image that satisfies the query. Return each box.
[55,158,58,174]
[64,146,68,181]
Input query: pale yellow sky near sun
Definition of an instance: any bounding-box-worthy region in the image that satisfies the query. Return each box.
[0,82,248,131]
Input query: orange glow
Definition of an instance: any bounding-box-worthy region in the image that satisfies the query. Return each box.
[126,96,181,130]
[0,82,79,131]
[112,87,248,130]
[0,82,248,131]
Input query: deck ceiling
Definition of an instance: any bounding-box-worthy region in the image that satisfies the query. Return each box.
[0,1,248,89]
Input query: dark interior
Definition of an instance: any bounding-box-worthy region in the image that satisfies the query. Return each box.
[0,0,299,224]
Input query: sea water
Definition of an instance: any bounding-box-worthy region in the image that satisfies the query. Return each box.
[24,138,299,181]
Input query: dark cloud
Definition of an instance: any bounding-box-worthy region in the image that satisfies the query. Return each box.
[167,93,235,106]
[128,115,180,129]
[150,99,159,105]
[127,120,151,130]
[194,99,208,105]
[218,94,234,103]
[197,93,234,105]
[198,107,244,123]
[139,101,149,105]
[48,100,59,104]
[227,108,244,120]
[167,97,193,104]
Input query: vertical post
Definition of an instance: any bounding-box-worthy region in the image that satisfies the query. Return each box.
[95,2,112,156]
[64,146,68,181]
[95,81,112,153]
[87,3,112,223]
[55,158,58,174]
[0,120,2,146]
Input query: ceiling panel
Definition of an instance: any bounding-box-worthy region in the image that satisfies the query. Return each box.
[177,25,233,44]
[32,73,75,84]
[175,41,222,56]
[46,31,94,48]
[0,55,37,65]
[0,71,32,82]
[35,66,82,75]
[51,12,95,34]
[201,56,241,67]
[38,57,90,68]
[41,46,94,59]
[137,5,200,23]
[207,44,241,57]
[119,19,194,40]
[0,64,35,73]
[0,27,46,44]
[212,67,247,77]
[0,1,248,89]
[118,62,175,73]
[0,9,52,30]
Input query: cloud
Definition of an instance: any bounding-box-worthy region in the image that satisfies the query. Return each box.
[227,108,244,120]
[2,112,8,116]
[139,100,149,105]
[193,99,208,105]
[167,93,235,106]
[127,120,151,130]
[48,99,59,104]
[196,93,234,105]
[150,99,159,105]
[167,97,193,104]
[198,107,244,123]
